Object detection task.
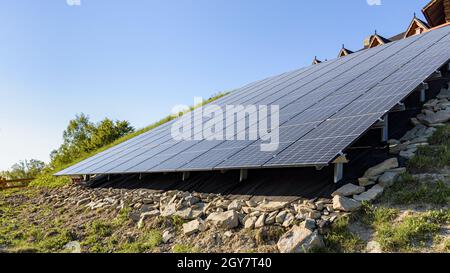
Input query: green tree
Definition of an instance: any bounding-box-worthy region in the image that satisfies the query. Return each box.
[50,114,134,168]
[1,159,45,180]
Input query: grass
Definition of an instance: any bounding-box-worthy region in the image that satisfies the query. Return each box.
[172,243,198,253]
[29,173,71,188]
[407,125,450,174]
[374,212,445,251]
[117,229,162,253]
[358,203,449,252]
[428,125,450,147]
[407,145,450,173]
[380,173,450,206]
[323,216,365,253]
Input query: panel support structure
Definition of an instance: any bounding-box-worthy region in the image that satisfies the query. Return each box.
[239,169,248,182]
[333,163,344,184]
[381,114,389,142]
[420,83,429,103]
[182,172,190,181]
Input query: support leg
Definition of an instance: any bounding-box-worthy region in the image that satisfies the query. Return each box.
[334,163,344,184]
[239,169,248,182]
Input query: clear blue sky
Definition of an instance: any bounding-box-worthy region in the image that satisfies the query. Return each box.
[0,0,430,171]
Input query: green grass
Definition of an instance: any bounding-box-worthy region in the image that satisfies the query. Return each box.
[117,229,162,253]
[358,203,449,252]
[380,173,450,205]
[29,173,71,188]
[323,216,365,253]
[428,125,450,147]
[172,243,198,253]
[407,145,450,173]
[375,212,444,251]
[407,125,450,174]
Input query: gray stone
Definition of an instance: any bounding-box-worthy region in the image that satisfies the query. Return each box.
[265,211,278,225]
[282,213,295,227]
[399,149,416,159]
[276,211,287,224]
[160,203,177,217]
[378,172,399,188]
[174,207,203,220]
[206,210,239,229]
[277,225,324,253]
[244,216,257,229]
[353,185,384,202]
[332,183,365,197]
[76,198,91,207]
[358,177,376,187]
[183,219,206,236]
[227,200,243,211]
[162,230,174,243]
[256,201,289,212]
[307,211,322,220]
[64,241,81,253]
[366,241,382,253]
[303,218,316,231]
[255,214,266,229]
[363,158,398,178]
[417,111,450,126]
[332,196,361,212]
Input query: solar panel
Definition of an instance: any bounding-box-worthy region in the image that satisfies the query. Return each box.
[56,25,450,176]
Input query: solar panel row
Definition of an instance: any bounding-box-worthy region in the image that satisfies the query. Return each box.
[57,25,450,176]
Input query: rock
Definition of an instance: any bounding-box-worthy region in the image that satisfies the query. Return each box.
[358,177,375,187]
[417,111,450,126]
[332,184,365,197]
[282,213,295,227]
[174,208,203,220]
[378,172,400,188]
[366,241,382,253]
[399,149,416,159]
[206,210,239,229]
[245,200,258,208]
[183,219,206,236]
[244,217,257,229]
[276,211,287,224]
[307,211,322,220]
[256,201,289,212]
[76,198,91,207]
[363,158,398,178]
[160,203,177,217]
[277,225,324,253]
[227,200,243,211]
[141,210,160,218]
[162,230,174,243]
[63,241,81,253]
[389,142,409,154]
[224,231,233,238]
[353,185,384,202]
[265,211,278,225]
[332,196,361,212]
[255,214,266,229]
[437,88,450,100]
[303,218,316,231]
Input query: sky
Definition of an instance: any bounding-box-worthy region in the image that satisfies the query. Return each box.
[0,0,430,171]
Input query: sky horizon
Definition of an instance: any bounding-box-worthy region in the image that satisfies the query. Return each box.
[0,0,430,171]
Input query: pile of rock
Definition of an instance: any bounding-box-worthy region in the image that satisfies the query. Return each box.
[389,87,449,160]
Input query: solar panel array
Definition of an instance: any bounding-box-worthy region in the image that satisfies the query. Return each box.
[57,25,450,176]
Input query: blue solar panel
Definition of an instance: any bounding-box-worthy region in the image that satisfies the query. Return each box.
[56,25,450,176]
